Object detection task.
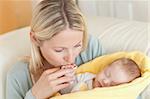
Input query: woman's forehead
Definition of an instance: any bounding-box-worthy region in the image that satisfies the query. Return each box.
[44,29,83,47]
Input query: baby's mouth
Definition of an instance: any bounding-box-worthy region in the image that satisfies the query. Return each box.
[98,80,103,87]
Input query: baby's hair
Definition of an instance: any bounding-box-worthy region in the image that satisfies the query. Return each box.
[111,58,141,81]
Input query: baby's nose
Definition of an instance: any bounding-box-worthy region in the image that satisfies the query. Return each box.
[102,79,111,87]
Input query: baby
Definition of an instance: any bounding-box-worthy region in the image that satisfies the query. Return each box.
[60,58,141,94]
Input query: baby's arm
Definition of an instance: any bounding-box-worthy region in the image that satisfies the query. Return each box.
[59,64,77,94]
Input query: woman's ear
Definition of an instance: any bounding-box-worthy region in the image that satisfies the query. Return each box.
[30,32,41,46]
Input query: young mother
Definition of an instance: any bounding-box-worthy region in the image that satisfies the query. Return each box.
[6,0,105,99]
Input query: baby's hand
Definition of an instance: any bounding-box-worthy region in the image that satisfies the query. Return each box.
[61,64,77,84]
[61,64,77,70]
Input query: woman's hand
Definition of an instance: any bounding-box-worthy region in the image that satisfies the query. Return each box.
[61,64,77,77]
[31,67,75,99]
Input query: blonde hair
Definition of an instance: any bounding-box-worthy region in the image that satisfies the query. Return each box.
[29,0,87,82]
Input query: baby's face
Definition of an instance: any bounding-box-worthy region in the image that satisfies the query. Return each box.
[93,63,130,88]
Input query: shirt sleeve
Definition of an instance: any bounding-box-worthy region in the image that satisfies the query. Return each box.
[75,34,105,66]
[76,73,96,83]
[71,73,96,92]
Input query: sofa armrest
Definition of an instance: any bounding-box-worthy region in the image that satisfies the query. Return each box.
[0,26,31,99]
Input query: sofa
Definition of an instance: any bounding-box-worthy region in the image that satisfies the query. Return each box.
[0,16,149,99]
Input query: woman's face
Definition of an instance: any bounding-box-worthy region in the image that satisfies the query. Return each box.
[40,28,83,67]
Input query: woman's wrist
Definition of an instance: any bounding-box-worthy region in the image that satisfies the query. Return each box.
[31,87,39,99]
[25,89,36,99]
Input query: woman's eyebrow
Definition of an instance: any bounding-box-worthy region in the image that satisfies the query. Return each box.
[74,41,82,46]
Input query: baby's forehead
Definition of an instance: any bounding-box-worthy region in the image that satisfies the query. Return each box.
[107,61,127,72]
[108,64,130,78]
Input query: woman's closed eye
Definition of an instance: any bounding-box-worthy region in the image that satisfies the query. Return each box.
[54,48,64,52]
[54,43,82,53]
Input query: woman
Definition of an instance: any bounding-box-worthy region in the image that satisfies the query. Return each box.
[6,0,105,99]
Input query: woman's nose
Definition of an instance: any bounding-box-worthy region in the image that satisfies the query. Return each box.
[64,52,75,63]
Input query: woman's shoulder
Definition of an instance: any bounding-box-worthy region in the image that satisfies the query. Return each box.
[8,61,29,76]
[6,61,33,98]
[88,34,99,42]
[88,34,103,51]
[7,61,32,86]
[75,34,105,66]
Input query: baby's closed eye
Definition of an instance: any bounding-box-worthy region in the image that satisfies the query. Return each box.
[104,71,111,78]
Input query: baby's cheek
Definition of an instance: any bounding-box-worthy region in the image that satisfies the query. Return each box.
[93,80,100,88]
[96,74,101,80]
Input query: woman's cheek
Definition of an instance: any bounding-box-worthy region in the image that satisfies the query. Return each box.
[43,52,62,66]
[51,53,65,65]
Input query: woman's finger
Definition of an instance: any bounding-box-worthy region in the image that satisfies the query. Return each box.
[48,69,74,80]
[50,76,75,86]
[55,83,70,92]
[43,67,60,75]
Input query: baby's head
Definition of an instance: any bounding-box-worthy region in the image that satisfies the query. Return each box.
[93,58,141,88]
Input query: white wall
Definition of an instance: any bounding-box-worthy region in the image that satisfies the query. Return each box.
[32,0,43,9]
[78,0,149,22]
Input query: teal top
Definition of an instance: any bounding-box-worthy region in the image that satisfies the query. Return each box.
[6,35,105,99]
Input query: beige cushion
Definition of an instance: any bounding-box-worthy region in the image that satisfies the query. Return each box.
[86,16,149,55]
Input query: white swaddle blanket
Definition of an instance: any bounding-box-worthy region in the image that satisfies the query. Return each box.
[60,73,96,94]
